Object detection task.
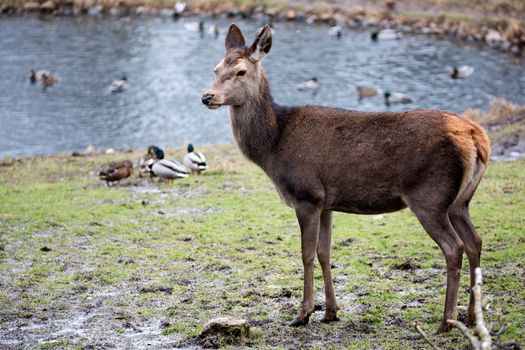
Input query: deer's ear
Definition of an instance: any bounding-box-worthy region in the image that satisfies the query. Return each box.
[225,24,246,52]
[248,25,272,62]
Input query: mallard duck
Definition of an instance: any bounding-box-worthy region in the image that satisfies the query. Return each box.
[138,145,165,178]
[41,73,59,89]
[98,160,133,186]
[29,69,38,84]
[147,145,164,160]
[329,25,343,38]
[297,77,320,91]
[29,69,37,84]
[356,86,381,100]
[384,91,412,105]
[147,159,188,183]
[29,69,50,84]
[185,20,204,33]
[110,77,128,93]
[183,143,208,174]
[209,25,220,38]
[371,29,402,41]
[450,65,474,79]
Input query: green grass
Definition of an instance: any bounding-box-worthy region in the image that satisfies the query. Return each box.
[0,145,524,349]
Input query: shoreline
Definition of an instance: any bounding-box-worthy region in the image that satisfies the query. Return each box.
[1,98,524,162]
[1,1,524,55]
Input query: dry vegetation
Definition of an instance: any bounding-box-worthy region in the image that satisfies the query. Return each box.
[2,0,524,54]
[464,98,525,159]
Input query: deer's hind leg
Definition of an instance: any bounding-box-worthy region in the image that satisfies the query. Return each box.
[317,210,339,323]
[449,204,482,326]
[405,196,464,333]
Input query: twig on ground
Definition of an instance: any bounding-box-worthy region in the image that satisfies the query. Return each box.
[414,268,521,350]
[445,268,491,349]
[472,267,492,350]
[447,319,482,348]
[489,312,507,338]
[414,322,441,350]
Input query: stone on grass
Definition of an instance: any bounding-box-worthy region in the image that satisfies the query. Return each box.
[200,316,249,345]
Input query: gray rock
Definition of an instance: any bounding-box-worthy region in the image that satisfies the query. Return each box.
[200,316,249,344]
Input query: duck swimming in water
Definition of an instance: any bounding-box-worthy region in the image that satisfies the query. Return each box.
[29,69,50,84]
[450,65,474,79]
[110,77,128,93]
[384,91,412,105]
[356,86,381,100]
[297,77,320,91]
[371,29,402,41]
[329,25,343,38]
[41,73,59,89]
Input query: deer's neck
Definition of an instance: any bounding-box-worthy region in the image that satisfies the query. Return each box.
[229,72,288,167]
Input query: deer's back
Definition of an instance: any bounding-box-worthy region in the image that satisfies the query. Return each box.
[267,106,481,213]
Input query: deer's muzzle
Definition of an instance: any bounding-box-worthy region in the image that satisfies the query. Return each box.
[201,94,214,105]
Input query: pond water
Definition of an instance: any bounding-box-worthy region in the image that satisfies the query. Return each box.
[0,16,524,158]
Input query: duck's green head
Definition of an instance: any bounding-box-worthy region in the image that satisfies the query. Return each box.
[148,145,164,160]
[384,91,391,106]
[188,143,194,153]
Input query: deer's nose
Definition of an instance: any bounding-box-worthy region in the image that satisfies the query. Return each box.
[201,94,214,105]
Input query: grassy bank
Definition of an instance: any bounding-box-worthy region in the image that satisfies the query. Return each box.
[0,144,523,349]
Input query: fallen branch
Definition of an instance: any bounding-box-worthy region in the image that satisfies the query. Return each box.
[414,322,441,350]
[447,319,482,348]
[414,267,521,350]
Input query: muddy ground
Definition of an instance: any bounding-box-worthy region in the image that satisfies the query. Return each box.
[0,144,524,349]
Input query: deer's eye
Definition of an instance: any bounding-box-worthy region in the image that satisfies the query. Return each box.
[237,70,247,77]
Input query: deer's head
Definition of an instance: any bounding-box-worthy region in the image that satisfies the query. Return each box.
[201,24,272,109]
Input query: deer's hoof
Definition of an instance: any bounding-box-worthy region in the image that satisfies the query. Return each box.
[321,308,339,323]
[466,314,476,327]
[290,317,309,327]
[320,316,340,323]
[435,321,453,334]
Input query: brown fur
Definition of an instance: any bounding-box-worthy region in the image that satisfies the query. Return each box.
[202,24,491,332]
[444,112,491,165]
[443,113,491,206]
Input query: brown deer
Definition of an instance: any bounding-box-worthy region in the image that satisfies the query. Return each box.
[201,24,490,333]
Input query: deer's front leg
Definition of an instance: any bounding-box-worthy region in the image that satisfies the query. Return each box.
[290,203,321,327]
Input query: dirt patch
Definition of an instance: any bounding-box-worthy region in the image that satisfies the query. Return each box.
[139,286,173,295]
[0,145,523,349]
[393,259,421,271]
